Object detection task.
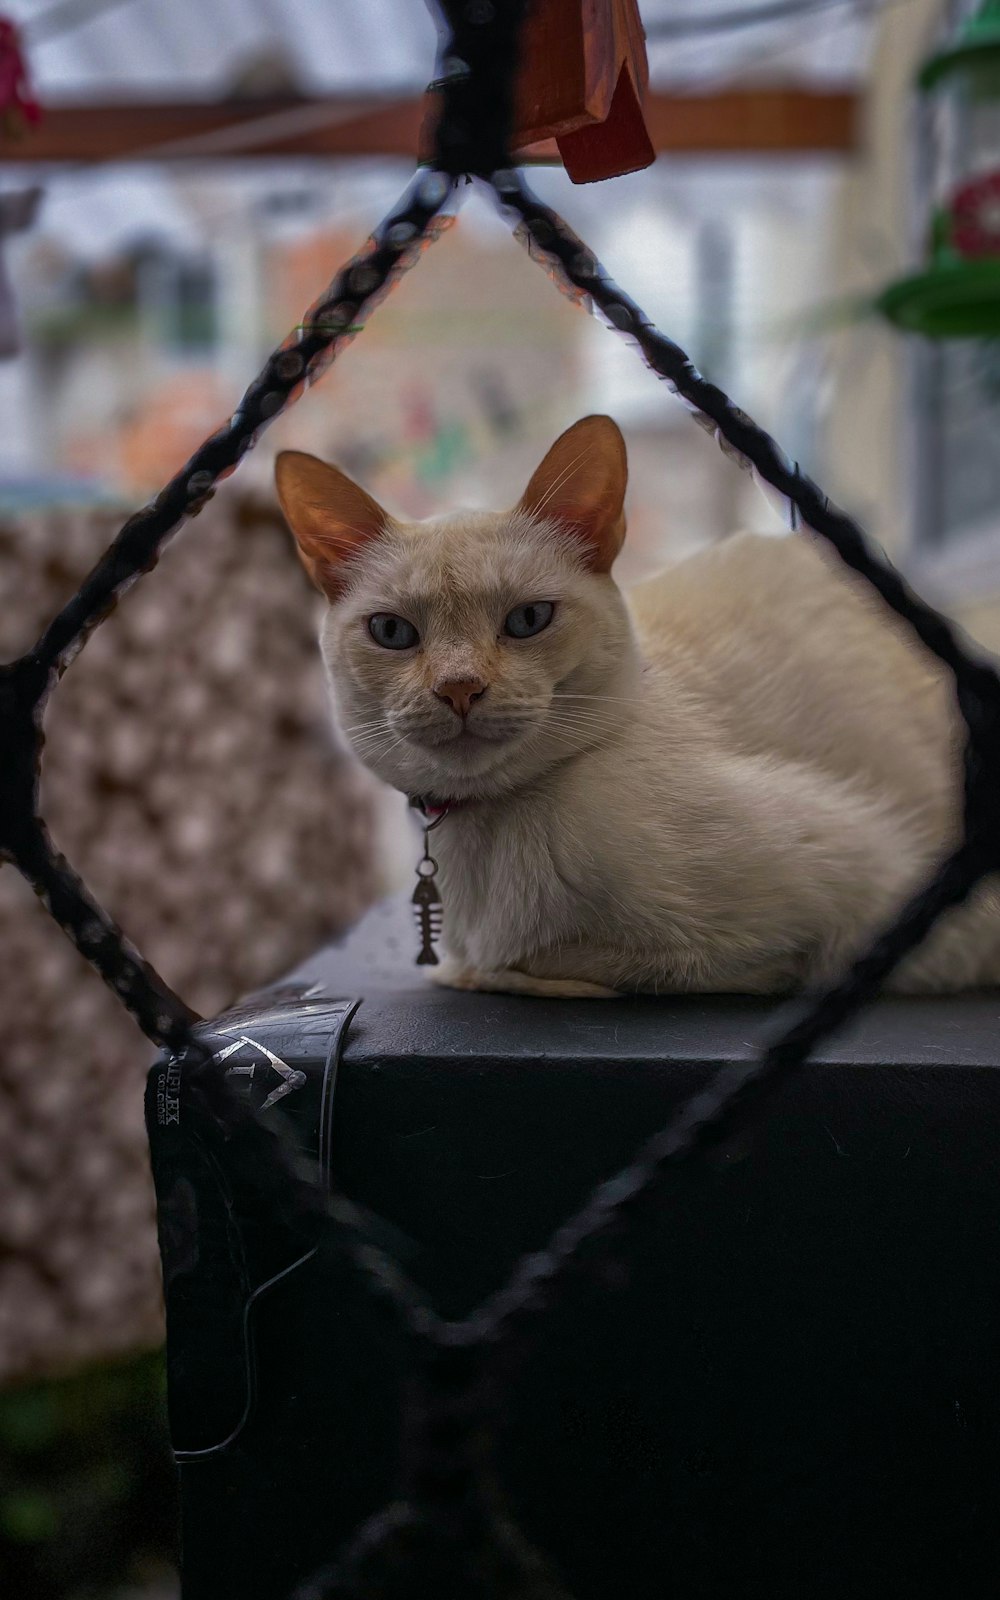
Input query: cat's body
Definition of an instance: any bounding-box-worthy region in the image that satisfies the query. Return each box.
[276,416,1000,997]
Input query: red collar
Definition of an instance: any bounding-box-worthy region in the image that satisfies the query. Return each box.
[409,794,474,820]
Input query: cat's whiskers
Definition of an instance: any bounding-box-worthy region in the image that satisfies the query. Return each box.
[547,701,626,719]
[345,713,396,738]
[341,712,402,734]
[349,705,626,779]
[354,736,410,764]
[542,723,619,747]
[541,722,625,760]
[350,723,404,759]
[341,722,396,749]
[370,734,410,768]
[553,693,646,707]
[544,708,625,734]
[346,699,638,742]
[532,720,617,756]
[547,704,645,739]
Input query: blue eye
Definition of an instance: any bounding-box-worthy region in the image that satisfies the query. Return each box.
[504,601,555,639]
[368,613,418,649]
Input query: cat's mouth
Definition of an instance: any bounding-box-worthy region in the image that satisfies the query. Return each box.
[414,722,521,750]
[396,712,534,752]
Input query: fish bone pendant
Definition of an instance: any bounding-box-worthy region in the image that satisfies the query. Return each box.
[412,851,443,965]
[409,797,450,965]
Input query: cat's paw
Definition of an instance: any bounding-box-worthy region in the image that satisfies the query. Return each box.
[429,959,618,999]
[504,972,621,999]
[427,958,485,992]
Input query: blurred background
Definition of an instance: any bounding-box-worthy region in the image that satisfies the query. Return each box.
[0,0,996,1595]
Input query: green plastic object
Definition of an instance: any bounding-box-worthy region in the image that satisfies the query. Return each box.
[876,254,1000,336]
[877,2,1000,335]
[919,0,1000,93]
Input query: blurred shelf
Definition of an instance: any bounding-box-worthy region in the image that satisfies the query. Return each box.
[0,88,859,164]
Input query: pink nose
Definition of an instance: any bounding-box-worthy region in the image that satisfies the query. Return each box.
[434,678,487,718]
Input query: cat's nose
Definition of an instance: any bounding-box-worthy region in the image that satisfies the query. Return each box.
[433,678,488,718]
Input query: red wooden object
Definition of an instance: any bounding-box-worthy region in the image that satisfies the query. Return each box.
[0,17,40,140]
[423,0,654,184]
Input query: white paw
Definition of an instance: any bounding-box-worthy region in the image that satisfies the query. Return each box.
[427,958,486,992]
[428,959,618,999]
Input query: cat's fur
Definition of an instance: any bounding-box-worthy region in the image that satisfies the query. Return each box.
[276,415,1000,997]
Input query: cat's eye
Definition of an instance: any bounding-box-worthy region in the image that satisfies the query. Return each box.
[368,613,419,650]
[503,601,555,639]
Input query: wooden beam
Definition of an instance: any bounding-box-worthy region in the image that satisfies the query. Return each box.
[0,98,426,164]
[0,90,859,165]
[644,88,859,154]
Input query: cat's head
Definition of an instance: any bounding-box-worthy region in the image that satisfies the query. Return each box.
[275,415,638,802]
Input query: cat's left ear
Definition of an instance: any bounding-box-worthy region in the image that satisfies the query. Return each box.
[275,450,389,600]
[518,414,627,572]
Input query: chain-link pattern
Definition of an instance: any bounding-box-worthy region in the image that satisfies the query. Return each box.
[0,172,455,1044]
[3,1,999,1595]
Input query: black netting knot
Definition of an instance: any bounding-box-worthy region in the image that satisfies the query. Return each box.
[430,0,528,177]
[0,653,48,860]
[958,665,1000,868]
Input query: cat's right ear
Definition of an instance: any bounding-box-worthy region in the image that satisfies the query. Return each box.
[275,451,388,601]
[518,414,628,572]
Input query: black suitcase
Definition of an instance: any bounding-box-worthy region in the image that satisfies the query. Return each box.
[146,895,1000,1600]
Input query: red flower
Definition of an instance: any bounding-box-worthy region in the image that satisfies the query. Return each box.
[0,18,41,137]
[952,171,1000,259]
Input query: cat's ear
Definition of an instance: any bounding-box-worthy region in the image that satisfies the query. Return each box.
[275,451,389,600]
[518,414,627,572]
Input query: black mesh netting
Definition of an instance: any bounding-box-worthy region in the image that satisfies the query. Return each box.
[3,3,1000,1595]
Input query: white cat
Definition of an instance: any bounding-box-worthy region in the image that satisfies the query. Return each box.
[276,414,1000,997]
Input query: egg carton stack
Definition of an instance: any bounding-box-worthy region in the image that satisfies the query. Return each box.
[0,495,377,1384]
